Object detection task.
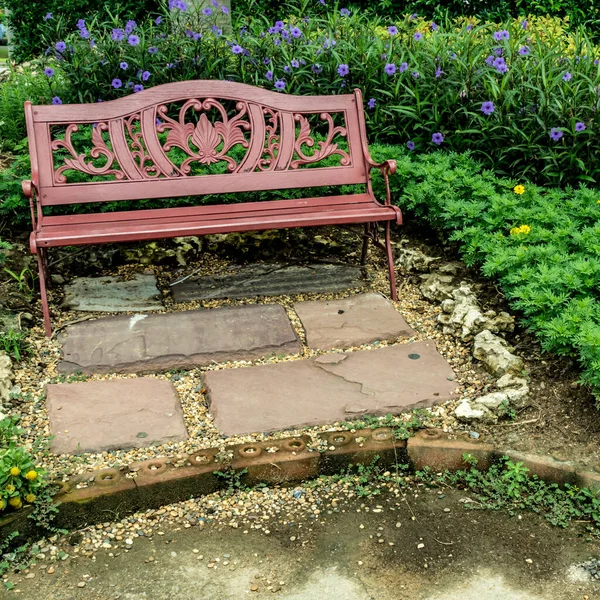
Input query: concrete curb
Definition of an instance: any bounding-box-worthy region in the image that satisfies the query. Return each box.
[2,428,599,548]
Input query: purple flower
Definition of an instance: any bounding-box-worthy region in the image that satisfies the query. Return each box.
[519,46,530,56]
[481,101,495,115]
[340,8,350,16]
[494,46,504,57]
[274,20,285,31]
[384,63,397,76]
[133,84,144,93]
[466,24,472,31]
[549,127,563,141]
[112,28,125,41]
[264,57,271,65]
[284,65,291,74]
[51,96,62,105]
[55,41,66,53]
[141,70,151,81]
[431,22,438,31]
[119,62,128,70]
[493,57,508,74]
[222,5,229,14]
[407,141,415,151]
[388,26,398,35]
[522,20,528,30]
[312,63,323,74]
[89,39,96,48]
[202,7,213,16]
[77,19,86,29]
[125,20,137,34]
[337,63,349,77]
[275,79,286,91]
[414,32,423,41]
[79,28,90,39]
[232,44,244,54]
[169,0,188,10]
[399,62,408,72]
[435,66,443,78]
[44,67,54,77]
[112,78,123,88]
[290,27,302,38]
[367,97,376,109]
[575,122,586,132]
[148,47,158,54]
[265,70,273,81]
[291,59,300,68]
[211,26,222,36]
[412,71,419,78]
[128,35,140,46]
[155,16,163,25]
[44,12,52,20]
[485,55,495,66]
[432,132,444,145]
[493,30,509,41]
[563,71,572,82]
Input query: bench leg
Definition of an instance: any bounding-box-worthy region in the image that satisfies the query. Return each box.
[360,223,370,266]
[384,222,398,302]
[36,249,52,337]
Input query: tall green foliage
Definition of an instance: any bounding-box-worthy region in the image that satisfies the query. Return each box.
[18,2,600,186]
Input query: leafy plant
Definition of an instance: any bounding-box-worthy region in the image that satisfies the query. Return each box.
[4,2,595,186]
[0,330,28,362]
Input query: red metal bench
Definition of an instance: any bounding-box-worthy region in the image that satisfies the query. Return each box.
[23,81,401,336]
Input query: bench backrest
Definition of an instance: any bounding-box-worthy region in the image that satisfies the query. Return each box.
[25,81,373,208]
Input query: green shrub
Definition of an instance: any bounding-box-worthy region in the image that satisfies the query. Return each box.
[367,145,600,398]
[0,416,45,513]
[19,2,600,186]
[0,0,158,62]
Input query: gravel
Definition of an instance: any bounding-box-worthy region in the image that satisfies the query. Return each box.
[7,252,490,480]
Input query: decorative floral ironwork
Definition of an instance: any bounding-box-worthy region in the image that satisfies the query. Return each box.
[257,108,280,171]
[291,112,350,169]
[124,113,163,178]
[156,98,251,174]
[52,123,124,183]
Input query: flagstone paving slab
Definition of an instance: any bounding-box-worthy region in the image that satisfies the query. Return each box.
[171,263,365,302]
[205,340,456,435]
[294,293,416,350]
[46,378,187,455]
[58,305,301,374]
[62,272,163,312]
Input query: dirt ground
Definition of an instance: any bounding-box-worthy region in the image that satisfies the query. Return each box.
[3,487,598,600]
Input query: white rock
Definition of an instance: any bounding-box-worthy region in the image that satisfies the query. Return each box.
[454,400,493,422]
[473,330,524,376]
[419,273,455,302]
[0,351,13,409]
[395,247,439,273]
[474,392,508,410]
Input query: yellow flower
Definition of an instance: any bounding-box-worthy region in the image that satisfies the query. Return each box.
[510,225,531,236]
[514,185,525,195]
[597,199,600,204]
[5,484,15,493]
[9,467,20,477]
[25,494,36,504]
[0,499,5,511]
[25,470,38,481]
[8,497,22,509]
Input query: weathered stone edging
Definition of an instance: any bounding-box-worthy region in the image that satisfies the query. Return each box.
[2,428,599,549]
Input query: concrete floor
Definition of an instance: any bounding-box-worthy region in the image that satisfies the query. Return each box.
[4,488,598,599]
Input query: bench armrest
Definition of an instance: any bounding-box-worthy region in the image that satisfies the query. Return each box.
[365,157,397,205]
[22,179,41,234]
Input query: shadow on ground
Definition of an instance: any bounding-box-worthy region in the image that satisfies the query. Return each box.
[5,488,599,599]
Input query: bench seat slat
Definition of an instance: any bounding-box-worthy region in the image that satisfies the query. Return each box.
[35,196,400,248]
[42,194,376,227]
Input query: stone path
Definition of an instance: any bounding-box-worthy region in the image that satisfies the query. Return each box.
[62,272,163,312]
[205,341,456,435]
[294,292,415,349]
[52,276,457,452]
[46,378,187,455]
[171,262,365,302]
[58,304,300,374]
